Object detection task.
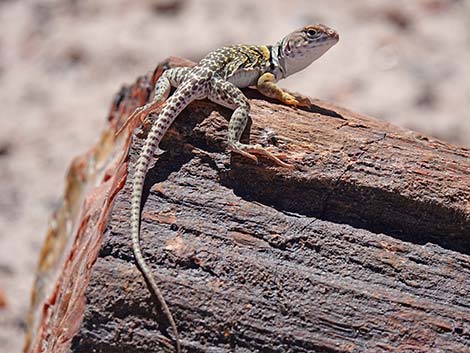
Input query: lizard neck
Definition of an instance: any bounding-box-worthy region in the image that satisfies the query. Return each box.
[268,43,286,80]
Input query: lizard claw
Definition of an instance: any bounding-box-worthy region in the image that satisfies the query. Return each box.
[281,93,311,108]
[281,93,300,107]
[294,96,312,108]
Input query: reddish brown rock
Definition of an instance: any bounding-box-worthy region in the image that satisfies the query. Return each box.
[0,287,7,309]
[25,57,470,353]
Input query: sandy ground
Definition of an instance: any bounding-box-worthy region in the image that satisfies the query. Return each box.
[0,0,468,352]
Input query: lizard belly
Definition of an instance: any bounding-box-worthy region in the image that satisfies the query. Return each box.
[228,69,261,88]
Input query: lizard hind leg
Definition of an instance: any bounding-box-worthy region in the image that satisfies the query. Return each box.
[208,78,293,169]
[137,66,192,126]
[116,67,191,136]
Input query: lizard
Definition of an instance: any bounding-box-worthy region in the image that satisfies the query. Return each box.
[125,24,339,352]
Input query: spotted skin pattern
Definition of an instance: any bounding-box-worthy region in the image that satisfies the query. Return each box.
[129,24,339,352]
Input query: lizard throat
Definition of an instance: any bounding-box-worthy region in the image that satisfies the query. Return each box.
[268,43,286,79]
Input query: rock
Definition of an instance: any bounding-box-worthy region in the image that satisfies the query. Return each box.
[24,57,470,353]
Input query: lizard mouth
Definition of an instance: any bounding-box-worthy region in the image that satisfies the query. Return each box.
[327,29,339,41]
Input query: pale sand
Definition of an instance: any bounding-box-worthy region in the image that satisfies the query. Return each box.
[0,1,468,351]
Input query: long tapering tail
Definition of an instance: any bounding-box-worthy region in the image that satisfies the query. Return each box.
[130,129,181,353]
[130,82,197,353]
[131,132,181,352]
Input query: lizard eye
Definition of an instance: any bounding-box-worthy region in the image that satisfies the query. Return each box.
[306,29,317,37]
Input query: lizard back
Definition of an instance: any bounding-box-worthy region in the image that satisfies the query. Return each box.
[199,44,272,87]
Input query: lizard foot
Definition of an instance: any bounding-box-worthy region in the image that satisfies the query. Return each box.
[229,146,259,163]
[230,144,294,169]
[281,92,311,108]
[115,101,162,137]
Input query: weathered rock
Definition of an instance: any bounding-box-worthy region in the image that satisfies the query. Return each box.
[25,57,470,353]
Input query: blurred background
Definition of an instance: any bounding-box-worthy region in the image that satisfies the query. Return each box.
[0,0,468,351]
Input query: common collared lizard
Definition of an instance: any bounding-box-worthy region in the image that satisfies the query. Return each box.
[126,24,339,352]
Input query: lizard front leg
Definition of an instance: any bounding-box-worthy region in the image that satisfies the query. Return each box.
[208,77,293,168]
[256,72,310,107]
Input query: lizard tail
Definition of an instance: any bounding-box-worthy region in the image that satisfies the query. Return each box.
[130,83,197,353]
[131,119,181,353]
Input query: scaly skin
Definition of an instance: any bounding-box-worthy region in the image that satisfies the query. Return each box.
[128,24,339,353]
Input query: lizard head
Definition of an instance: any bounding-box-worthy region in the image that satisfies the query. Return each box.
[275,24,339,78]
